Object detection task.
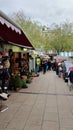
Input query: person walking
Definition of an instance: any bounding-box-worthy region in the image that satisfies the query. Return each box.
[42,58,47,74]
[68,69,73,91]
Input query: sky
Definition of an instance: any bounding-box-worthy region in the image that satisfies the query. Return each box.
[1,0,73,27]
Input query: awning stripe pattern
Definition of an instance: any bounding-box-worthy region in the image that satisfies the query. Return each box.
[0,16,21,34]
[0,11,34,49]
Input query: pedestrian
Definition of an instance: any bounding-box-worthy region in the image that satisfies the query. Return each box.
[68,70,73,91]
[36,57,41,72]
[35,64,39,73]
[2,54,10,95]
[58,63,62,77]
[0,52,4,92]
[47,59,51,70]
[42,59,47,74]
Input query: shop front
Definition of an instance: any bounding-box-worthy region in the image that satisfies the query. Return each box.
[0,11,34,75]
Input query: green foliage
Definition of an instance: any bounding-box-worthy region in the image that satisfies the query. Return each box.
[21,70,33,78]
[21,80,28,88]
[9,75,15,88]
[14,75,23,88]
[12,12,45,49]
[49,23,73,53]
[9,75,28,90]
[26,78,32,84]
[12,12,73,52]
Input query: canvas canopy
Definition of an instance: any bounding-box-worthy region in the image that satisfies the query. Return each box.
[0,11,34,49]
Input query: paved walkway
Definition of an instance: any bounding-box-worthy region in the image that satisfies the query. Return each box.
[0,71,73,130]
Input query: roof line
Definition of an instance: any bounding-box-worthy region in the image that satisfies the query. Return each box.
[0,10,21,31]
[8,41,33,49]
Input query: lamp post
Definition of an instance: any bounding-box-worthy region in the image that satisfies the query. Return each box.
[42,27,50,55]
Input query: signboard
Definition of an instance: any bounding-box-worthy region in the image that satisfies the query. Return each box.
[59,52,73,57]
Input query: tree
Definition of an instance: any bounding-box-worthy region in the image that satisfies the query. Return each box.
[12,11,44,49]
[49,23,73,53]
[11,12,73,53]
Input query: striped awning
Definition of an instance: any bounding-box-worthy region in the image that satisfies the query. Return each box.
[0,11,34,49]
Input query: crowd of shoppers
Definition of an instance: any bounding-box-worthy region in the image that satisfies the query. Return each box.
[39,55,73,91]
[54,58,73,91]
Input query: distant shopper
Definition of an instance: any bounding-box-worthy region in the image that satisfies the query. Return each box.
[68,70,73,90]
[58,63,63,77]
[36,57,41,72]
[47,59,51,70]
[42,59,47,74]
[35,64,39,73]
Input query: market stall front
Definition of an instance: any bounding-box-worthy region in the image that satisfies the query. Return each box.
[0,11,34,74]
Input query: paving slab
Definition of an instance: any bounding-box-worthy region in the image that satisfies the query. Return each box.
[0,71,73,130]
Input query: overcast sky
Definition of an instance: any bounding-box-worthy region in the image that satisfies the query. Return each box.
[1,0,73,27]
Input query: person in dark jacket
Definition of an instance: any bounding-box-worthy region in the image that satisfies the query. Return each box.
[0,52,4,91]
[69,70,73,83]
[42,59,47,74]
[68,70,73,90]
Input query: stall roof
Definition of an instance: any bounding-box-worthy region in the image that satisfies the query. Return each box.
[0,10,34,49]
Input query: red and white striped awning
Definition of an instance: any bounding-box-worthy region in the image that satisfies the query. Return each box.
[0,11,34,49]
[0,16,21,34]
